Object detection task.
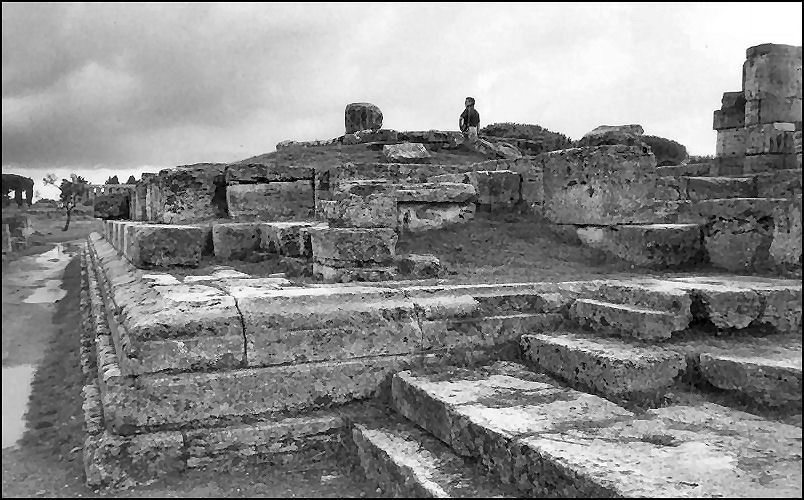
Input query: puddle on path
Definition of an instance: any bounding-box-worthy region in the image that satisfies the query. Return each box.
[22,279,66,304]
[2,363,36,449]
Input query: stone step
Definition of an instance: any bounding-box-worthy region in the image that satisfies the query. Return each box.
[671,333,802,407]
[574,223,703,269]
[656,163,713,177]
[391,361,803,497]
[569,298,684,340]
[683,176,757,201]
[352,413,517,498]
[520,332,686,400]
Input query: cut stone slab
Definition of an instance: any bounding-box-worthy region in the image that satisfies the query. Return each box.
[655,163,712,177]
[226,181,315,221]
[224,163,314,184]
[259,221,317,257]
[754,168,802,198]
[308,227,397,266]
[667,276,802,333]
[684,176,756,201]
[715,128,746,157]
[570,298,683,340]
[575,224,703,269]
[184,411,344,469]
[312,263,398,283]
[352,416,517,498]
[421,313,564,351]
[745,96,802,126]
[672,333,802,407]
[327,180,397,229]
[392,361,803,497]
[143,163,226,223]
[470,170,522,209]
[743,153,789,174]
[770,195,802,276]
[395,253,441,278]
[397,202,475,232]
[745,122,797,155]
[520,332,686,399]
[694,198,786,272]
[123,224,206,268]
[587,279,693,323]
[395,183,477,203]
[539,144,661,224]
[212,222,262,260]
[103,354,433,433]
[382,143,432,164]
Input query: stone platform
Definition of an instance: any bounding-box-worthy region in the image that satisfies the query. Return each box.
[82,233,802,490]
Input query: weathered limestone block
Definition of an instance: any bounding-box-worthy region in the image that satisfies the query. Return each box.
[469,170,521,209]
[743,44,802,100]
[570,298,682,340]
[685,176,756,201]
[713,91,746,130]
[124,224,206,268]
[226,181,315,220]
[342,129,398,145]
[313,263,398,283]
[742,154,788,174]
[328,181,398,228]
[698,352,802,407]
[715,128,746,157]
[745,96,802,125]
[576,124,645,147]
[396,254,441,278]
[712,156,746,176]
[576,224,703,269]
[420,313,563,351]
[745,122,797,155]
[259,222,318,256]
[83,430,185,488]
[397,203,475,232]
[755,169,802,198]
[770,195,802,275]
[382,143,432,164]
[695,198,785,272]
[521,333,686,398]
[225,163,314,184]
[345,102,383,133]
[308,227,397,266]
[397,130,465,149]
[212,222,262,260]
[147,164,226,223]
[395,183,476,203]
[540,145,660,224]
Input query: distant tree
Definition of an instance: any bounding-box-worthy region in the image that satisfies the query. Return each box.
[126,175,137,185]
[105,175,120,185]
[43,173,90,231]
[480,122,572,152]
[641,135,688,166]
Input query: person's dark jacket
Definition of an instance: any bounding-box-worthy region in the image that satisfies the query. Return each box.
[459,107,480,132]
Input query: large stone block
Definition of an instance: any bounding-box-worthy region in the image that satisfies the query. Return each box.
[575,224,703,269]
[312,263,398,282]
[225,163,314,184]
[259,222,318,256]
[745,122,797,155]
[743,44,802,100]
[713,91,746,130]
[540,145,660,224]
[745,96,802,125]
[576,124,645,147]
[685,176,757,201]
[715,128,746,157]
[395,183,477,203]
[124,224,206,268]
[712,155,745,176]
[327,181,398,228]
[743,154,789,174]
[145,164,226,223]
[382,143,432,164]
[226,181,314,221]
[345,102,383,133]
[755,169,802,198]
[770,195,802,275]
[695,198,786,272]
[397,202,475,232]
[469,170,522,209]
[212,222,262,260]
[308,227,397,266]
[342,129,398,145]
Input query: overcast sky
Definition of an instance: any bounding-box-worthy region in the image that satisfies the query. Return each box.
[2,2,802,199]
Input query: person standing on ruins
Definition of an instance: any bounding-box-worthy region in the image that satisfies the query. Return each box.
[459,97,480,144]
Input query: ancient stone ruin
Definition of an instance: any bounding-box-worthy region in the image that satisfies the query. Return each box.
[79,43,802,496]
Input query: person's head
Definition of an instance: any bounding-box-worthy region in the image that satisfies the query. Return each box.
[465,96,475,108]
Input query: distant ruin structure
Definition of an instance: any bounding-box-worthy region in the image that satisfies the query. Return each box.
[2,173,34,207]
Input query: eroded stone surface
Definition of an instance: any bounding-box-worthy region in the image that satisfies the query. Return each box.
[540,145,660,224]
[521,332,686,397]
[212,223,261,260]
[770,195,802,276]
[123,224,206,268]
[382,143,432,164]
[226,182,314,221]
[397,202,475,232]
[308,227,397,266]
[345,103,383,133]
[570,298,682,340]
[576,224,703,269]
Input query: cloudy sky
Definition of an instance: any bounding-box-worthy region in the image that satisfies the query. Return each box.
[2,2,802,199]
